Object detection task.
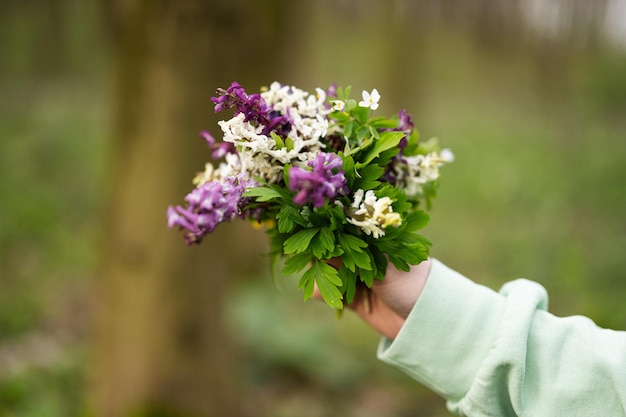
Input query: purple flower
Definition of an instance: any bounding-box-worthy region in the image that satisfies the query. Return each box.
[262,111,291,137]
[397,109,414,137]
[326,83,338,98]
[210,82,292,137]
[200,130,236,160]
[381,109,414,184]
[289,153,347,208]
[211,82,270,126]
[167,175,253,244]
[210,82,247,113]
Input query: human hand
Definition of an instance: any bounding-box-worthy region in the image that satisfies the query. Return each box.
[314,259,431,340]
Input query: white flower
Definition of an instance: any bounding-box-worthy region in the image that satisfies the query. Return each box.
[217,104,329,184]
[192,163,215,186]
[315,87,327,108]
[351,188,365,208]
[393,150,453,197]
[259,82,329,151]
[331,100,345,111]
[211,153,242,181]
[440,148,455,163]
[358,88,380,110]
[346,189,401,239]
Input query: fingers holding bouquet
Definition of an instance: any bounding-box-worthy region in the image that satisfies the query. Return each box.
[313,257,431,340]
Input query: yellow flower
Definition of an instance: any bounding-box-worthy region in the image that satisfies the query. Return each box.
[250,219,276,230]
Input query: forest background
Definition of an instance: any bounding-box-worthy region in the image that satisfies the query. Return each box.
[1,1,625,416]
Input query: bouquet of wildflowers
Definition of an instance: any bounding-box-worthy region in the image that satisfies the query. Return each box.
[167,82,452,309]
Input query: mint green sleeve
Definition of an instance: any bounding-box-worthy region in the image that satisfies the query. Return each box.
[377,259,626,417]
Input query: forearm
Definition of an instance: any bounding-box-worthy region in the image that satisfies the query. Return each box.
[378,259,626,417]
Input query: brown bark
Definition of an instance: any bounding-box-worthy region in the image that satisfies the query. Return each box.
[92,1,291,416]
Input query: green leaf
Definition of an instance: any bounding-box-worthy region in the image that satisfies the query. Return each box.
[338,233,368,251]
[354,164,384,191]
[282,253,312,275]
[278,204,308,229]
[405,210,430,232]
[386,242,429,272]
[344,98,357,112]
[356,131,405,168]
[370,245,388,280]
[309,227,335,259]
[342,154,356,186]
[412,233,433,248]
[378,233,430,272]
[351,105,369,125]
[377,147,401,166]
[311,235,326,259]
[298,267,316,301]
[313,261,344,309]
[352,248,373,271]
[402,242,430,264]
[345,137,373,157]
[276,205,296,233]
[270,131,286,149]
[283,228,319,254]
[276,205,307,233]
[338,264,357,304]
[329,245,345,258]
[285,137,295,151]
[338,253,356,272]
[335,86,351,101]
[283,163,292,187]
[331,111,351,122]
[344,120,354,138]
[369,117,400,129]
[387,255,410,272]
[243,187,283,202]
[327,203,346,231]
[359,266,375,288]
[337,233,371,272]
[356,125,370,141]
[318,227,335,253]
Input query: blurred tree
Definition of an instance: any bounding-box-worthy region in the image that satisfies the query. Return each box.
[92,1,292,416]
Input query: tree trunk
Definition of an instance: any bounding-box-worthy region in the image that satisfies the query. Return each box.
[92,1,292,416]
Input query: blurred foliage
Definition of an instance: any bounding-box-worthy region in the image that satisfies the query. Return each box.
[0,0,625,416]
[0,1,107,415]
[0,353,85,417]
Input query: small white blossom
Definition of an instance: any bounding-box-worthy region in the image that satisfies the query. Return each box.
[393,150,452,197]
[193,151,246,185]
[211,153,243,180]
[218,113,268,153]
[315,87,327,107]
[351,188,365,208]
[346,189,402,239]
[359,88,380,110]
[440,148,455,163]
[192,163,215,186]
[331,100,345,111]
[261,82,330,120]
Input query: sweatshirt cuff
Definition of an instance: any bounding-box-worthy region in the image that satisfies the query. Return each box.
[377,258,506,401]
